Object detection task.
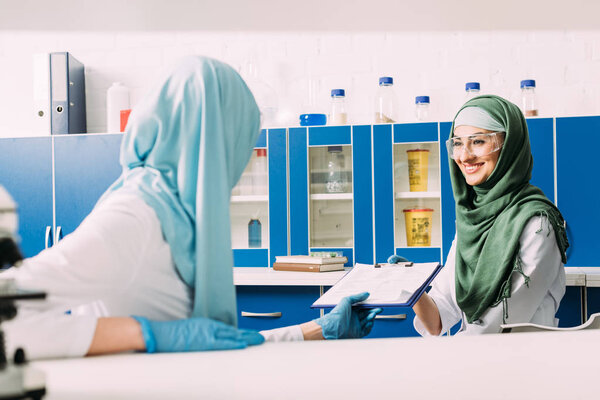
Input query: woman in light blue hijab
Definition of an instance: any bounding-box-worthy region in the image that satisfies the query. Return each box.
[103,56,262,327]
[3,56,380,359]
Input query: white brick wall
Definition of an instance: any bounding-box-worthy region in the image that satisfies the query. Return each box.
[1,30,599,137]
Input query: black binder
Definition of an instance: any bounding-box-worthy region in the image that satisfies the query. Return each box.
[50,52,87,134]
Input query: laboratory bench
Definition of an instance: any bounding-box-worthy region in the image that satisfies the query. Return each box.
[233,267,592,337]
[32,329,600,400]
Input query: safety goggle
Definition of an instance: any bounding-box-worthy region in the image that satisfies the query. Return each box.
[445,131,504,160]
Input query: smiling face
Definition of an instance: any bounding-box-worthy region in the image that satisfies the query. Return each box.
[453,125,504,186]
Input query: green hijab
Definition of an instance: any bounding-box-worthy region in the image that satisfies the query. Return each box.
[450,95,569,323]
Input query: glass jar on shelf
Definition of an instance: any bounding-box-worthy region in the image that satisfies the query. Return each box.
[374,76,398,123]
[520,79,538,117]
[329,89,348,125]
[465,82,480,101]
[415,96,430,122]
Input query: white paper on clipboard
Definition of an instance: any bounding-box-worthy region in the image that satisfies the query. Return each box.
[312,262,439,307]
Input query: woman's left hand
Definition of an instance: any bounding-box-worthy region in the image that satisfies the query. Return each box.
[314,292,382,339]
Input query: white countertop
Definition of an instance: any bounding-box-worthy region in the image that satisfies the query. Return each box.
[33,329,600,400]
[234,267,587,287]
[565,267,586,286]
[580,267,600,287]
[233,267,349,286]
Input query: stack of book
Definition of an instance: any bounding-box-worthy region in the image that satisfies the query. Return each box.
[272,255,348,272]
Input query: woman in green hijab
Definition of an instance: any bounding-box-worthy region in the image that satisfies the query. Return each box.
[413,95,569,335]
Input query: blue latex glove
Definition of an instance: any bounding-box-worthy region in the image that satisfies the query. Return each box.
[387,254,409,264]
[314,292,382,339]
[132,316,265,353]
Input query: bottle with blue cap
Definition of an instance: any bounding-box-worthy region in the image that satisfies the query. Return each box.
[415,96,430,122]
[248,211,262,248]
[520,79,538,117]
[374,76,398,123]
[465,82,480,101]
[329,89,348,125]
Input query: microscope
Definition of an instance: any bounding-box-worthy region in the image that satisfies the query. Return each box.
[0,185,46,399]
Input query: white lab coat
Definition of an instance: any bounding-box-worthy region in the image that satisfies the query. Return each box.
[2,191,301,360]
[414,215,566,336]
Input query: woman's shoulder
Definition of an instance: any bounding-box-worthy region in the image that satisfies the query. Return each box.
[519,214,556,246]
[84,190,161,234]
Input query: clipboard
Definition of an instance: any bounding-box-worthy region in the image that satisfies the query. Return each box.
[311,262,443,309]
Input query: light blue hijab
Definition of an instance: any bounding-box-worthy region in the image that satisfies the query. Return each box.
[101,56,261,326]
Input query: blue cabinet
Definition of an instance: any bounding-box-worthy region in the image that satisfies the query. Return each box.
[556,116,600,267]
[587,288,600,319]
[289,125,374,266]
[0,134,122,255]
[373,123,443,264]
[527,118,555,202]
[231,129,288,267]
[367,308,419,338]
[236,285,320,331]
[54,134,123,238]
[556,286,583,327]
[0,137,53,257]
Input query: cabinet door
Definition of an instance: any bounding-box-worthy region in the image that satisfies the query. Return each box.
[527,118,555,202]
[54,134,123,238]
[556,116,600,267]
[587,287,600,321]
[0,137,53,258]
[290,125,368,266]
[373,124,394,263]
[556,286,582,327]
[230,128,288,267]
[439,122,455,264]
[367,308,419,338]
[392,123,442,263]
[236,286,320,331]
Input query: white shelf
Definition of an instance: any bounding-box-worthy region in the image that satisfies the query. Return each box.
[231,195,269,203]
[395,191,441,199]
[310,193,353,201]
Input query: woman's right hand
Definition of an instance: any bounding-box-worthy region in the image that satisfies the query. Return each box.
[133,315,265,353]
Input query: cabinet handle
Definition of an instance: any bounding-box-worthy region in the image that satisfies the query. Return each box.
[240,311,282,318]
[44,226,52,249]
[54,226,62,245]
[375,314,407,320]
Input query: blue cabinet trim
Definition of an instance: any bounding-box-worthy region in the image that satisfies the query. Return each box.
[268,128,288,266]
[526,118,555,202]
[289,127,309,256]
[394,122,438,143]
[373,124,395,263]
[439,122,455,263]
[352,125,374,264]
[255,130,267,148]
[395,247,442,263]
[233,249,269,267]
[307,126,352,146]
